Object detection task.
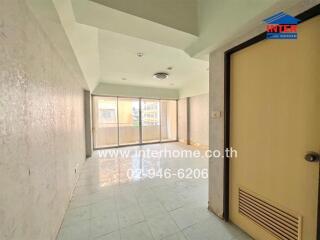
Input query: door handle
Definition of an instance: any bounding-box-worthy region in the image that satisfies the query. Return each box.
[304,151,320,162]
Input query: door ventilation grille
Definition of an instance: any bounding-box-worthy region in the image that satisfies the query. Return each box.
[239,188,301,240]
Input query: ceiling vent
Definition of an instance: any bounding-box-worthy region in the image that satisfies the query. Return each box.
[153,72,169,80]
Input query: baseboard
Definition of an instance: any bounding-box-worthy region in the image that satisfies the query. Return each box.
[190,141,209,150]
[179,139,188,144]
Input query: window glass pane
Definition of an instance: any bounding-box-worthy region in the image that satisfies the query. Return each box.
[93,96,118,148]
[141,99,160,143]
[93,97,178,148]
[161,100,177,141]
[118,98,140,145]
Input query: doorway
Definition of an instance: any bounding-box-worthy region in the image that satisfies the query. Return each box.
[225,10,319,240]
[92,96,178,149]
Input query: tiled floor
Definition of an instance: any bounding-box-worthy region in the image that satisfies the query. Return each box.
[57,143,252,240]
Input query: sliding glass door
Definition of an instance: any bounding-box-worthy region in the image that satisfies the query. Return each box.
[118,98,140,146]
[141,99,160,143]
[92,96,177,148]
[160,100,177,142]
[93,96,118,148]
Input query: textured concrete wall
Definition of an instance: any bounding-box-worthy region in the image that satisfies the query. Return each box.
[0,0,88,239]
[208,0,320,218]
[190,94,209,148]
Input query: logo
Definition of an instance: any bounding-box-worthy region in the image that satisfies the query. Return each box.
[264,12,300,39]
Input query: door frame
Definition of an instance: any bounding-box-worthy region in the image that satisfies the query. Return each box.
[223,4,320,239]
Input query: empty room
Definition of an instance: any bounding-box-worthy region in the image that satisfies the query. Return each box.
[1,1,319,240]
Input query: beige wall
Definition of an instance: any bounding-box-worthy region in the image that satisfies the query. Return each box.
[208,0,320,218]
[178,98,188,144]
[178,94,209,148]
[0,1,87,239]
[190,94,209,148]
[179,77,209,98]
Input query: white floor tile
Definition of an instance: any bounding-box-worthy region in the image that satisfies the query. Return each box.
[90,199,116,218]
[57,143,250,240]
[94,231,121,240]
[69,195,92,209]
[140,200,167,219]
[160,196,185,212]
[163,232,187,240]
[137,189,159,204]
[62,206,91,227]
[120,222,154,240]
[118,205,145,228]
[147,214,180,240]
[170,205,212,230]
[183,217,249,240]
[90,213,119,238]
[57,219,90,240]
[115,192,139,210]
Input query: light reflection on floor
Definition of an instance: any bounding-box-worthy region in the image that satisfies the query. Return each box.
[57,142,251,240]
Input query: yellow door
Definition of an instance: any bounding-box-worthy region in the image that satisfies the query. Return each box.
[229,16,320,240]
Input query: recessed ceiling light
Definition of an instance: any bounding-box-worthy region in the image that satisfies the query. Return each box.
[153,72,169,80]
[137,52,144,57]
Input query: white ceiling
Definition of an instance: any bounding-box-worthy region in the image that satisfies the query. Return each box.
[72,0,199,50]
[29,0,293,96]
[91,0,199,35]
[98,29,208,89]
[69,0,209,92]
